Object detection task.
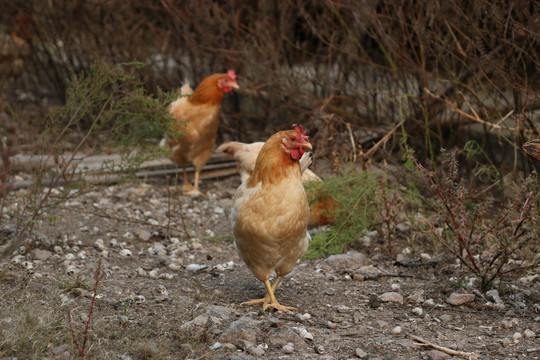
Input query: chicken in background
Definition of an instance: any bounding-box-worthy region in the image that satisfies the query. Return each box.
[232,124,312,312]
[0,32,30,87]
[217,140,341,226]
[161,70,239,196]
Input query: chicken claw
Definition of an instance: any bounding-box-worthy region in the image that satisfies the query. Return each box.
[241,279,295,313]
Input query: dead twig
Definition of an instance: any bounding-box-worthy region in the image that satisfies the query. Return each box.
[406,333,478,360]
[68,259,105,358]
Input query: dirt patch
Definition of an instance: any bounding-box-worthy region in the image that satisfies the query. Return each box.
[1,176,539,359]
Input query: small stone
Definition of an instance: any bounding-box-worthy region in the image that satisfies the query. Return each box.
[486,289,503,304]
[94,239,105,251]
[427,349,451,360]
[191,242,203,250]
[314,345,325,354]
[380,292,404,304]
[524,329,535,338]
[248,344,266,356]
[327,321,339,329]
[325,288,336,296]
[53,245,63,254]
[377,320,389,329]
[407,291,425,304]
[282,343,294,354]
[423,299,436,306]
[209,342,221,350]
[185,264,207,272]
[119,249,132,257]
[420,253,431,260]
[221,343,237,351]
[513,332,522,341]
[392,326,402,335]
[446,292,475,306]
[354,347,368,359]
[136,267,147,276]
[32,249,52,261]
[135,229,152,242]
[323,252,368,270]
[118,315,129,324]
[412,307,423,316]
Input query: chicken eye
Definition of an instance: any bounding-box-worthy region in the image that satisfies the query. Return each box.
[290,137,296,141]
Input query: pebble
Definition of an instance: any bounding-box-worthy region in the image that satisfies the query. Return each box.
[32,249,52,261]
[314,345,325,354]
[354,347,368,359]
[392,326,402,335]
[292,326,314,341]
[323,252,368,270]
[377,320,389,329]
[94,239,105,251]
[282,343,294,354]
[524,329,535,338]
[412,307,423,316]
[513,332,522,341]
[380,291,404,304]
[325,288,336,296]
[446,292,475,305]
[427,349,450,360]
[248,344,266,356]
[327,321,339,329]
[423,298,435,306]
[185,264,207,272]
[221,343,237,351]
[407,291,425,304]
[119,249,132,257]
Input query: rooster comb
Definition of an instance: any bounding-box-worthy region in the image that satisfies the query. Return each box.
[227,70,236,80]
[292,124,309,142]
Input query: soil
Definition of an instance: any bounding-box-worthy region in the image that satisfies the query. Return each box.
[1,174,539,360]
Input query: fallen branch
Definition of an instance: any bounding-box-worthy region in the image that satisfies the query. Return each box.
[394,255,444,268]
[406,333,478,360]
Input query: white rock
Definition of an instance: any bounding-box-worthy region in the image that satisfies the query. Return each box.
[412,307,423,316]
[11,255,24,264]
[423,299,436,306]
[392,326,402,335]
[420,253,431,260]
[148,269,159,279]
[119,249,132,257]
[21,261,34,270]
[524,329,535,338]
[159,273,174,280]
[64,253,76,261]
[94,239,105,251]
[53,245,63,254]
[513,332,522,341]
[190,242,203,250]
[185,264,207,272]
[248,344,266,356]
[391,283,401,290]
[282,343,294,354]
[292,326,314,341]
[136,267,147,276]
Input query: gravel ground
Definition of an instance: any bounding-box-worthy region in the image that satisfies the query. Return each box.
[1,175,539,360]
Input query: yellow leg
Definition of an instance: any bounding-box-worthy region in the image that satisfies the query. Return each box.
[241,277,295,312]
[185,169,203,196]
[180,167,193,193]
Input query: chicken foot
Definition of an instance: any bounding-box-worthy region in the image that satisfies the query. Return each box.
[241,277,295,312]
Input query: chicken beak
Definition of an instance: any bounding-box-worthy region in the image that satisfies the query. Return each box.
[230,82,240,89]
[300,142,313,150]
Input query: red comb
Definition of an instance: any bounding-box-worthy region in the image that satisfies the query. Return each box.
[227,70,236,80]
[292,124,309,142]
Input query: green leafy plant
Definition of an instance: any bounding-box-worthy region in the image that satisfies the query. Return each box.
[304,171,382,259]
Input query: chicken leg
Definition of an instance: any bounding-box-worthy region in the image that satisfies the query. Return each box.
[241,276,295,312]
